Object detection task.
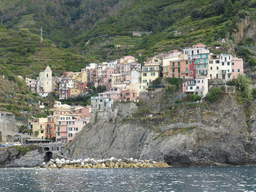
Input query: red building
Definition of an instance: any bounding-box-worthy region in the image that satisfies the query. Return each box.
[45,116,56,140]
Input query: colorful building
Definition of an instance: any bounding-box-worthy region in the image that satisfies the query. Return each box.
[231,57,243,79]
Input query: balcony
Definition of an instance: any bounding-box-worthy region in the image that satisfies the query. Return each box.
[181,71,189,74]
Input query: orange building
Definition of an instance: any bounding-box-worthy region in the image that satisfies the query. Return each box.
[169,59,190,79]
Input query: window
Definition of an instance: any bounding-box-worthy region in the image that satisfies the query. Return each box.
[232,62,234,65]
[197,50,199,53]
[204,64,206,68]
[151,72,155,76]
[75,128,78,131]
[190,87,193,90]
[143,80,147,83]
[58,133,60,136]
[217,67,219,70]
[69,128,72,131]
[186,67,188,72]
[172,62,174,67]
[47,129,50,134]
[238,69,240,72]
[222,62,224,66]
[227,62,230,66]
[232,69,234,72]
[210,67,212,70]
[178,62,180,66]
[196,86,199,89]
[40,125,42,130]
[186,73,188,76]
[143,73,147,76]
[190,61,192,64]
[83,121,87,124]
[186,61,188,64]
[190,71,193,75]
[41,131,43,133]
[68,133,73,137]
[197,65,200,68]
[178,68,180,73]
[198,80,200,83]
[126,93,129,96]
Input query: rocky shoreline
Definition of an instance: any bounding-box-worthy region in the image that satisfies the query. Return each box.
[41,157,169,169]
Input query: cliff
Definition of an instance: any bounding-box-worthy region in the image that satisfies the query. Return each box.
[0,146,44,167]
[65,89,256,167]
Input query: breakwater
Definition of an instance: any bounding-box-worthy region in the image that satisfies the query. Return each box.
[41,157,169,169]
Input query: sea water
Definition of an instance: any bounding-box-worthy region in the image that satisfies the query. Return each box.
[0,166,256,191]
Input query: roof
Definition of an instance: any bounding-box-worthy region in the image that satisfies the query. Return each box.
[193,44,207,48]
[45,65,52,72]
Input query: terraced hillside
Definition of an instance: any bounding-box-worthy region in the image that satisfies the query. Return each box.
[0,24,90,77]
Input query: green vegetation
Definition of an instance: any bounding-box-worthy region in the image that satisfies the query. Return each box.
[133,107,150,118]
[0,24,89,77]
[185,95,202,102]
[35,131,39,137]
[15,145,38,156]
[206,87,223,103]
[1,0,255,64]
[236,75,252,99]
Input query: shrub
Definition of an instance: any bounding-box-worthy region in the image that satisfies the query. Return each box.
[175,99,182,104]
[35,131,39,136]
[185,95,202,102]
[206,87,223,102]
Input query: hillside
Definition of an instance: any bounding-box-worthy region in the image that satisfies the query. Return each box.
[0,66,45,118]
[0,24,90,77]
[1,0,256,68]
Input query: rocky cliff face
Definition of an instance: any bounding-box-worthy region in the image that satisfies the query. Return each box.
[65,92,256,166]
[0,146,44,167]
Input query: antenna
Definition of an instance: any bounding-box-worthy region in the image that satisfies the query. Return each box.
[40,27,43,43]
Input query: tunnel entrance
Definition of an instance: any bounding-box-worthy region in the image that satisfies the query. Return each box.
[44,152,52,162]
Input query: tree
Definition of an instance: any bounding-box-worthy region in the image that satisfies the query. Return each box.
[207,87,223,102]
[225,0,234,17]
[35,131,39,137]
[236,74,252,99]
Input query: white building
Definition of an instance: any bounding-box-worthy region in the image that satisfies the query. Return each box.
[220,54,232,81]
[39,66,53,93]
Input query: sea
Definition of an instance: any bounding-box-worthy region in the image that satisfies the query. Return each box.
[0,166,256,192]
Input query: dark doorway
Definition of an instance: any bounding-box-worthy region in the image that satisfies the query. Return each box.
[44,152,52,162]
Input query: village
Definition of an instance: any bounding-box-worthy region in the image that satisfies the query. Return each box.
[21,44,244,144]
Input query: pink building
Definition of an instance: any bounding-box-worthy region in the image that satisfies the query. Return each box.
[63,72,73,78]
[232,57,243,79]
[182,76,209,97]
[98,87,122,101]
[56,114,89,143]
[67,117,89,143]
[25,78,41,94]
[120,89,137,101]
[73,106,91,117]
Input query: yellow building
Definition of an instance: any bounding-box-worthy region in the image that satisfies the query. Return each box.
[28,118,48,139]
[70,88,82,98]
[141,64,160,90]
[127,83,145,97]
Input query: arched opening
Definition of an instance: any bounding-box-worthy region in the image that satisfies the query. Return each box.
[44,152,52,162]
[44,147,50,152]
[14,135,21,142]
